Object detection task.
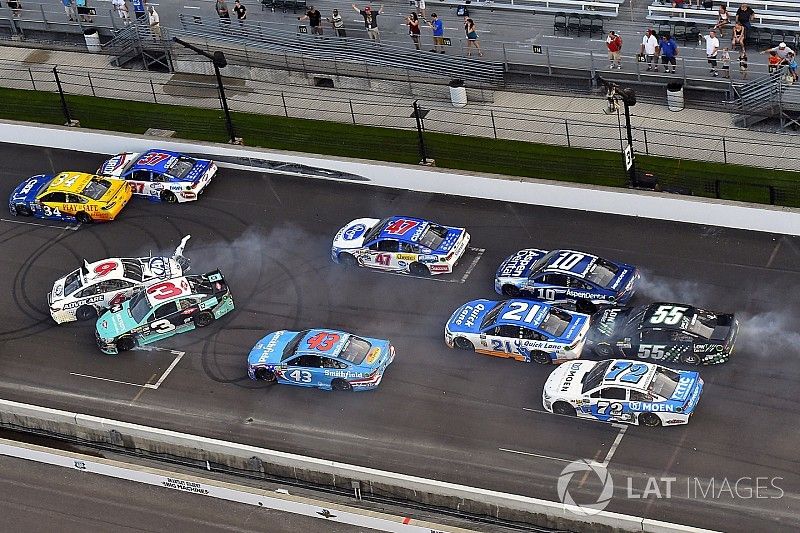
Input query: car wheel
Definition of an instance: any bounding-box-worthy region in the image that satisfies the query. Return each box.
[75,305,97,321]
[254,367,277,383]
[575,298,597,314]
[331,378,352,391]
[194,311,214,328]
[409,262,430,276]
[531,351,552,364]
[453,337,474,350]
[639,412,662,427]
[160,190,178,203]
[76,212,93,224]
[594,342,615,358]
[117,335,136,352]
[502,284,521,297]
[553,402,576,416]
[337,253,357,267]
[680,352,701,365]
[15,204,32,216]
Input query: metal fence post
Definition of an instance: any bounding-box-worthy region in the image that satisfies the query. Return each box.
[491,111,497,139]
[28,67,35,90]
[52,67,72,125]
[281,92,288,117]
[150,79,157,103]
[643,129,649,155]
[412,100,428,164]
[349,99,356,125]
[564,120,570,148]
[722,137,727,164]
[546,46,552,75]
[589,50,595,80]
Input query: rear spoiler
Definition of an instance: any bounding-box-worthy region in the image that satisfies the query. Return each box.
[203,269,227,293]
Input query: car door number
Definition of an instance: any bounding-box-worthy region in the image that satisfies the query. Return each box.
[534,288,556,300]
[42,205,62,217]
[375,253,391,266]
[289,369,312,383]
[596,401,623,416]
[150,319,175,333]
[638,344,667,360]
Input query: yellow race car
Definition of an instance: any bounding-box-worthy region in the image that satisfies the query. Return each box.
[9,171,132,223]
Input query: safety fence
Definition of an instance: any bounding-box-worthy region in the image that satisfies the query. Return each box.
[0,60,798,207]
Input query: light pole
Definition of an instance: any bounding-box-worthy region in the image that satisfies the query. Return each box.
[172,37,240,145]
[596,75,637,188]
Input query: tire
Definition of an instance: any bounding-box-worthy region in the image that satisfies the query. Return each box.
[531,351,552,364]
[160,190,178,203]
[501,284,521,297]
[594,342,615,358]
[194,311,214,328]
[116,335,136,352]
[254,367,277,383]
[409,262,430,276]
[75,305,97,321]
[337,253,357,267]
[680,352,701,365]
[331,378,352,391]
[15,204,32,217]
[453,337,474,350]
[553,402,577,417]
[639,412,662,427]
[76,212,93,224]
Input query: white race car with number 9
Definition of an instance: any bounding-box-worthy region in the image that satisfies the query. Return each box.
[48,236,191,324]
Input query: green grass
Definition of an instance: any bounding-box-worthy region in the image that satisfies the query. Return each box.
[3,87,798,207]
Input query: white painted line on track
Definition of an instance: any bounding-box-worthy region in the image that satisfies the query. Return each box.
[70,349,185,390]
[592,424,627,468]
[0,218,80,230]
[459,247,484,283]
[498,447,573,463]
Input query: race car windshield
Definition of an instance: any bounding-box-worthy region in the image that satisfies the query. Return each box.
[582,360,612,393]
[684,312,715,339]
[648,367,681,399]
[585,259,619,287]
[338,336,372,364]
[417,224,448,250]
[129,290,152,323]
[529,250,558,276]
[539,308,572,337]
[81,178,114,200]
[282,330,310,361]
[122,260,144,282]
[364,218,391,243]
[480,302,505,329]
[63,269,84,296]
[167,157,198,179]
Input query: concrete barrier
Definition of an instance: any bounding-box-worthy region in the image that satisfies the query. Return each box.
[0,120,798,236]
[0,398,716,533]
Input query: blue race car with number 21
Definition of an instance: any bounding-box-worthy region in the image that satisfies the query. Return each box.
[248,329,395,391]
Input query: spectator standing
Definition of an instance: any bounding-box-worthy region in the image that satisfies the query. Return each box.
[353,4,384,41]
[464,17,482,57]
[407,12,421,50]
[76,0,92,22]
[112,0,130,24]
[7,0,21,17]
[216,0,230,21]
[702,30,720,76]
[606,31,622,69]
[672,0,685,8]
[299,6,323,35]
[233,0,246,25]
[148,5,161,38]
[428,13,445,53]
[713,5,729,37]
[327,9,346,37]
[767,50,782,73]
[735,3,755,37]
[62,0,75,21]
[658,33,678,73]
[414,0,426,18]
[739,51,748,79]
[721,48,730,78]
[731,21,745,54]
[788,52,798,83]
[640,29,658,72]
[762,42,795,62]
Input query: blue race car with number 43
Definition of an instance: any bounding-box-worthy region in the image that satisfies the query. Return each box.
[495,248,639,312]
[95,270,233,355]
[542,359,704,427]
[97,149,216,203]
[248,329,395,391]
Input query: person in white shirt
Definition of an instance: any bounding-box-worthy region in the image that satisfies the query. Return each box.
[112,0,129,24]
[703,30,720,76]
[640,29,659,72]
[148,5,161,38]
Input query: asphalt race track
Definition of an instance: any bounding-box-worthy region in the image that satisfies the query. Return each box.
[1,143,798,532]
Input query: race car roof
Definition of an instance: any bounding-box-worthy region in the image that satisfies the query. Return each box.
[294,329,349,357]
[43,172,94,194]
[600,359,658,391]
[374,216,432,244]
[539,250,599,277]
[640,303,700,329]
[490,299,552,329]
[132,150,182,174]
[83,258,128,283]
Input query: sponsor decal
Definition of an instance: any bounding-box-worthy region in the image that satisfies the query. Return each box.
[610,269,628,290]
[19,179,38,196]
[365,347,381,365]
[54,284,63,296]
[343,223,366,241]
[62,295,104,310]
[565,289,602,300]
[430,265,449,272]
[672,376,693,400]
[560,361,583,392]
[149,257,168,278]
[397,260,407,268]
[161,478,209,495]
[396,253,417,261]
[418,255,438,263]
[629,402,675,412]
[695,343,723,353]
[666,419,684,424]
[323,370,364,378]
[454,303,485,328]
[257,331,285,363]
[499,250,539,278]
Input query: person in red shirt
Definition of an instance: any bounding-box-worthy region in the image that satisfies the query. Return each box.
[606,31,623,69]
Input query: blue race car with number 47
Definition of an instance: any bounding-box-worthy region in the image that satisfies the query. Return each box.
[95,270,233,355]
[542,359,704,427]
[97,150,216,203]
[248,329,395,391]
[495,248,639,312]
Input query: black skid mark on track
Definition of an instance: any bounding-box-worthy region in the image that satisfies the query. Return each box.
[200,326,276,389]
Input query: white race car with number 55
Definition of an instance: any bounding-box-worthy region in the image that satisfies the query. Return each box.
[48,236,191,324]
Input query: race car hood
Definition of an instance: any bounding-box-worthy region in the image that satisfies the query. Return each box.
[9,174,53,204]
[608,265,639,301]
[96,302,138,339]
[544,360,594,397]
[670,371,701,403]
[97,152,138,178]
[558,313,590,343]
[496,249,548,279]
[360,338,394,369]
[445,299,497,334]
[332,218,381,250]
[588,306,635,340]
[247,330,296,367]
